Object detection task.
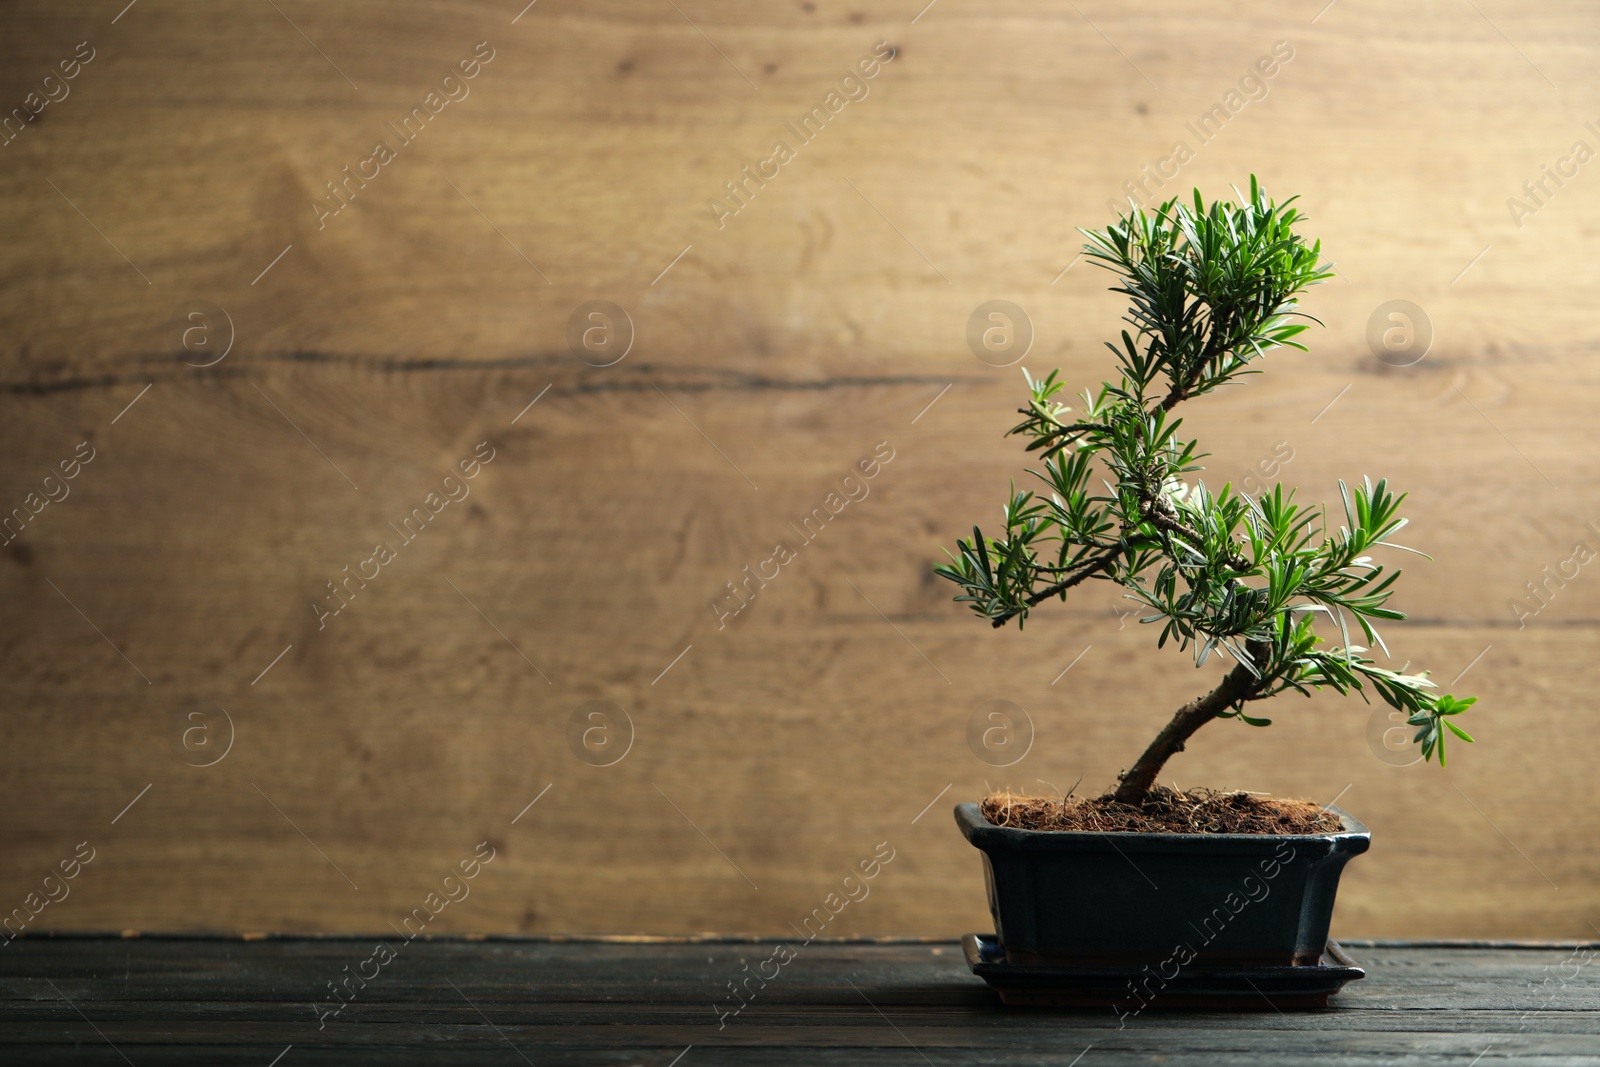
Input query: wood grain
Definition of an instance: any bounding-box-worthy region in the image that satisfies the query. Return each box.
[1,1,1597,939]
[1,938,1596,1064]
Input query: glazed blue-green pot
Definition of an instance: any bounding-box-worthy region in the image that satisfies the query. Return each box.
[955,801,1370,965]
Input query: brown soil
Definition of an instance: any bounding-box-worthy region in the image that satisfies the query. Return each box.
[980,786,1343,836]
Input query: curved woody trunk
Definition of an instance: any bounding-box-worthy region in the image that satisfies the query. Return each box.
[1111,644,1267,805]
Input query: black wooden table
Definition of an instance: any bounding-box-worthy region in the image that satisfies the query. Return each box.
[1,936,1596,1064]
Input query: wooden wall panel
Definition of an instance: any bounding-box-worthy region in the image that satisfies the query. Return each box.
[1,0,1596,939]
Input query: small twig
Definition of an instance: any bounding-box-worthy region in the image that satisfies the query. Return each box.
[1022,414,1112,441]
[1138,488,1252,572]
[991,550,1121,627]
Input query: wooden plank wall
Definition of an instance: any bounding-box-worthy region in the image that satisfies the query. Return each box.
[0,0,1595,939]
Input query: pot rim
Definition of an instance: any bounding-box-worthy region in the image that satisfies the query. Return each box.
[954,801,1371,856]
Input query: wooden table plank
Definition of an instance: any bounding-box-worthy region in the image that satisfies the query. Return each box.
[1,938,1596,1065]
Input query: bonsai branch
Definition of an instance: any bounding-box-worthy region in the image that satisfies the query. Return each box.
[1017,411,1111,441]
[1157,383,1191,412]
[990,549,1121,628]
[1138,487,1252,574]
[1156,308,1235,412]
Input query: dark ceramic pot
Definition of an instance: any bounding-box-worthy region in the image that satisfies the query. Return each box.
[954,801,1370,966]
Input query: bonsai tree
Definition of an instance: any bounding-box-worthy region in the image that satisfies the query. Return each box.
[937,178,1476,808]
